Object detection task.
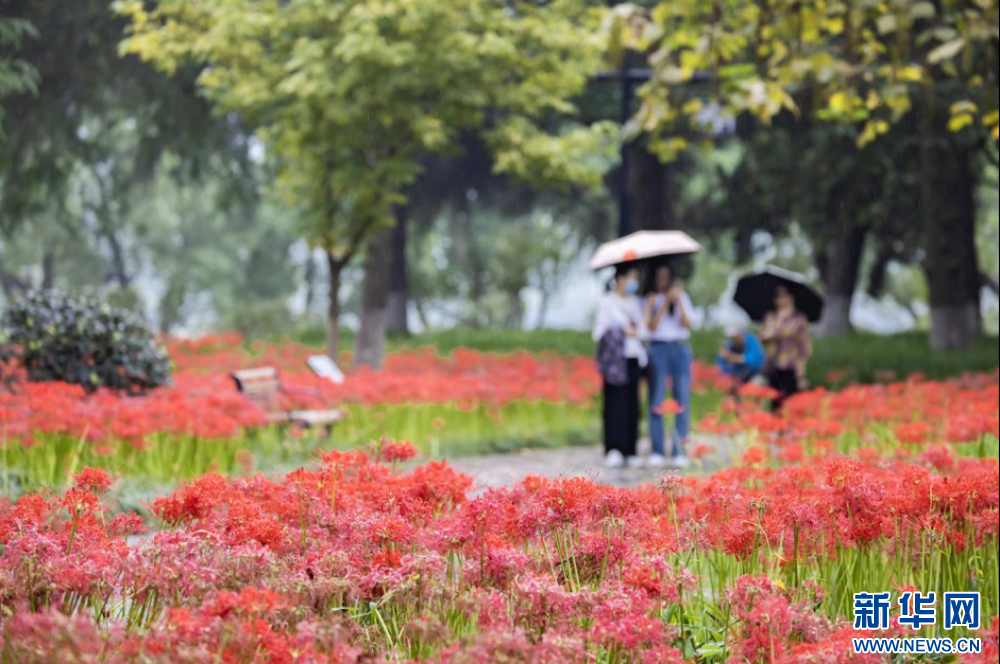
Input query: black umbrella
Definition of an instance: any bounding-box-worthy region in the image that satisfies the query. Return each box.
[734,266,825,323]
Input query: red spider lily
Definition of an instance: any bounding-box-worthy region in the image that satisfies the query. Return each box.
[653,399,684,416]
[739,382,781,401]
[377,439,418,464]
[689,443,714,461]
[73,467,115,494]
[0,443,996,663]
[1,336,998,662]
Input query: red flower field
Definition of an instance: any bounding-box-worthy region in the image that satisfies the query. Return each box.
[0,336,997,662]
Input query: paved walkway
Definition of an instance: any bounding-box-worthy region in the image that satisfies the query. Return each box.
[448,435,738,491]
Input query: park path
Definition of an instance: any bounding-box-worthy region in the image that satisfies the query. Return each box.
[446,434,738,492]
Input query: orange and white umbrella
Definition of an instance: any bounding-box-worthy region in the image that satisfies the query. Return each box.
[588,231,702,271]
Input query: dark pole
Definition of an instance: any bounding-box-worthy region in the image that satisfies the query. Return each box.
[595,67,710,238]
[618,73,632,238]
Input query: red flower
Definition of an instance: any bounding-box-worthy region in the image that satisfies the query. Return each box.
[73,467,114,494]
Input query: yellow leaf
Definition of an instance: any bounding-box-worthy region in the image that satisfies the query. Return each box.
[898,66,923,82]
[857,120,889,148]
[993,126,999,140]
[948,114,974,132]
[822,17,844,35]
[829,91,851,114]
[866,90,881,111]
[682,99,703,115]
[985,111,999,126]
[950,101,978,116]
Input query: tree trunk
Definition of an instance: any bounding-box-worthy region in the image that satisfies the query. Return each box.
[104,230,131,289]
[325,250,344,360]
[627,144,671,231]
[386,206,409,335]
[505,290,524,329]
[816,223,867,337]
[733,229,754,266]
[304,252,317,316]
[355,229,393,369]
[867,243,894,299]
[535,271,551,330]
[41,248,57,290]
[920,112,980,350]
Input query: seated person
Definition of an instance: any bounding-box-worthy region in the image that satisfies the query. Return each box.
[717,323,765,394]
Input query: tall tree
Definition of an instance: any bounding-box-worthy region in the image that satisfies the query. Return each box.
[1,0,251,306]
[119,0,616,364]
[611,0,998,348]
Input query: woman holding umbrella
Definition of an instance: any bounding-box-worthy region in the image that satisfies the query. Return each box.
[644,262,694,468]
[590,231,702,468]
[593,263,648,469]
[759,284,813,411]
[734,267,821,411]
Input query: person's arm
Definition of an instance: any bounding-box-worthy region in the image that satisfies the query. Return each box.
[648,294,668,330]
[793,317,811,382]
[631,298,650,340]
[676,291,693,330]
[759,313,777,341]
[592,297,610,342]
[744,335,765,371]
[644,294,657,329]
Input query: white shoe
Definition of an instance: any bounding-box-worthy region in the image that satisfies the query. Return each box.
[647,454,667,468]
[605,449,625,469]
[626,456,646,470]
[670,455,691,469]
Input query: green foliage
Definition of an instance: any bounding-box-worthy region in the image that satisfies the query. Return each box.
[117,0,617,278]
[0,16,38,131]
[128,160,300,334]
[0,291,171,393]
[410,209,588,329]
[226,298,294,341]
[609,0,998,151]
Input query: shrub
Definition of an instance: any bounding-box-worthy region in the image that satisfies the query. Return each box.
[0,290,171,393]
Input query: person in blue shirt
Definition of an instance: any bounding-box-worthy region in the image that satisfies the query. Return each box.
[717,323,765,396]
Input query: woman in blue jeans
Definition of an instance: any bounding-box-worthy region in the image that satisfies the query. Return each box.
[644,264,693,468]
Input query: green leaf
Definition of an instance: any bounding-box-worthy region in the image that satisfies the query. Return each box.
[927,39,965,65]
[910,2,936,19]
[877,14,897,36]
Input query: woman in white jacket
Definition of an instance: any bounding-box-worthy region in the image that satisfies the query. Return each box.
[592,264,648,469]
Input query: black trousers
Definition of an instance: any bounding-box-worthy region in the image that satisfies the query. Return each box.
[769,368,798,412]
[603,358,641,457]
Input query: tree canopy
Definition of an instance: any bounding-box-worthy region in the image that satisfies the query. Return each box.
[117,0,617,355]
[609,0,997,151]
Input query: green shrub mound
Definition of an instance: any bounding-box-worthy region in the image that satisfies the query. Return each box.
[0,291,171,393]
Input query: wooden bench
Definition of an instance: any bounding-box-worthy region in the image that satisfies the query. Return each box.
[231,367,344,432]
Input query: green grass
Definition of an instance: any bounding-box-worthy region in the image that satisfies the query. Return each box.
[282,325,999,386]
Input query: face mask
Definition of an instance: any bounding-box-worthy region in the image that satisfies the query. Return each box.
[624,279,639,295]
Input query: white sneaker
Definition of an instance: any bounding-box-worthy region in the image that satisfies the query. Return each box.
[670,455,691,469]
[647,454,668,468]
[626,456,646,470]
[604,449,625,469]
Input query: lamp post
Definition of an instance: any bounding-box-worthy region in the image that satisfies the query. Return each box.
[594,67,652,239]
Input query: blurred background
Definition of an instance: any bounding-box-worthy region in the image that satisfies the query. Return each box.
[1,1,997,367]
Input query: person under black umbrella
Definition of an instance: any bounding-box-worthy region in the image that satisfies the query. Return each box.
[758,283,812,411]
